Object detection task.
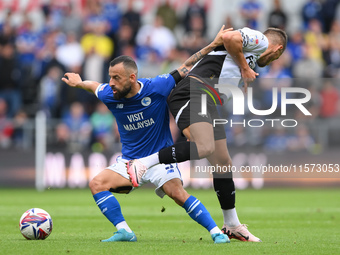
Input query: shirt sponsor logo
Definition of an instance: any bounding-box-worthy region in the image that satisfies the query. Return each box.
[123,118,155,131]
[124,112,155,131]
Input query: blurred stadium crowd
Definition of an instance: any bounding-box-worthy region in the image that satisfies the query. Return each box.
[0,0,340,153]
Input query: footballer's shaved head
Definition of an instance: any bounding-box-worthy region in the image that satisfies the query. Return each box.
[110,55,138,76]
[263,27,288,51]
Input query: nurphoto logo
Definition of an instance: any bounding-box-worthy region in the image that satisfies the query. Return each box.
[199,84,312,128]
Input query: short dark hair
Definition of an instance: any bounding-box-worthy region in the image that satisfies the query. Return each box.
[264,27,288,51]
[110,55,138,75]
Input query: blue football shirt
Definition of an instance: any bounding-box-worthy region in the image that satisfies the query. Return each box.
[95,74,176,160]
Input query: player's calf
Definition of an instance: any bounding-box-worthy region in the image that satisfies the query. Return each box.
[182,195,230,243]
[162,178,190,206]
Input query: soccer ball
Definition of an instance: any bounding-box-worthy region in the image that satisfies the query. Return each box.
[19,208,53,240]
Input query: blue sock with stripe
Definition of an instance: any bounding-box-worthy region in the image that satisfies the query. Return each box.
[182,195,217,232]
[93,191,125,226]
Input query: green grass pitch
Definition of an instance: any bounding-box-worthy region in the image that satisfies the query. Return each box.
[1,187,339,255]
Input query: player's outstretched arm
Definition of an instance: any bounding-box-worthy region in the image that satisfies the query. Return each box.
[222,30,259,93]
[177,25,233,78]
[61,73,101,94]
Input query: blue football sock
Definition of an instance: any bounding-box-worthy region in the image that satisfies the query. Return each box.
[182,195,217,232]
[93,191,125,226]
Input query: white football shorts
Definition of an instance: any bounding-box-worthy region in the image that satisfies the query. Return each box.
[107,157,182,198]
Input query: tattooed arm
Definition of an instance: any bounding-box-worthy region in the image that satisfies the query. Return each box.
[176,25,233,78]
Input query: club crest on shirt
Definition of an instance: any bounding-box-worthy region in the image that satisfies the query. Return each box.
[248,35,259,45]
[141,97,151,106]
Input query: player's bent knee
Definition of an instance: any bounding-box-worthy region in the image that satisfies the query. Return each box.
[89,178,100,194]
[197,143,215,158]
[89,177,108,195]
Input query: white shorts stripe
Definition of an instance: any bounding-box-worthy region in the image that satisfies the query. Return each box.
[175,100,190,124]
